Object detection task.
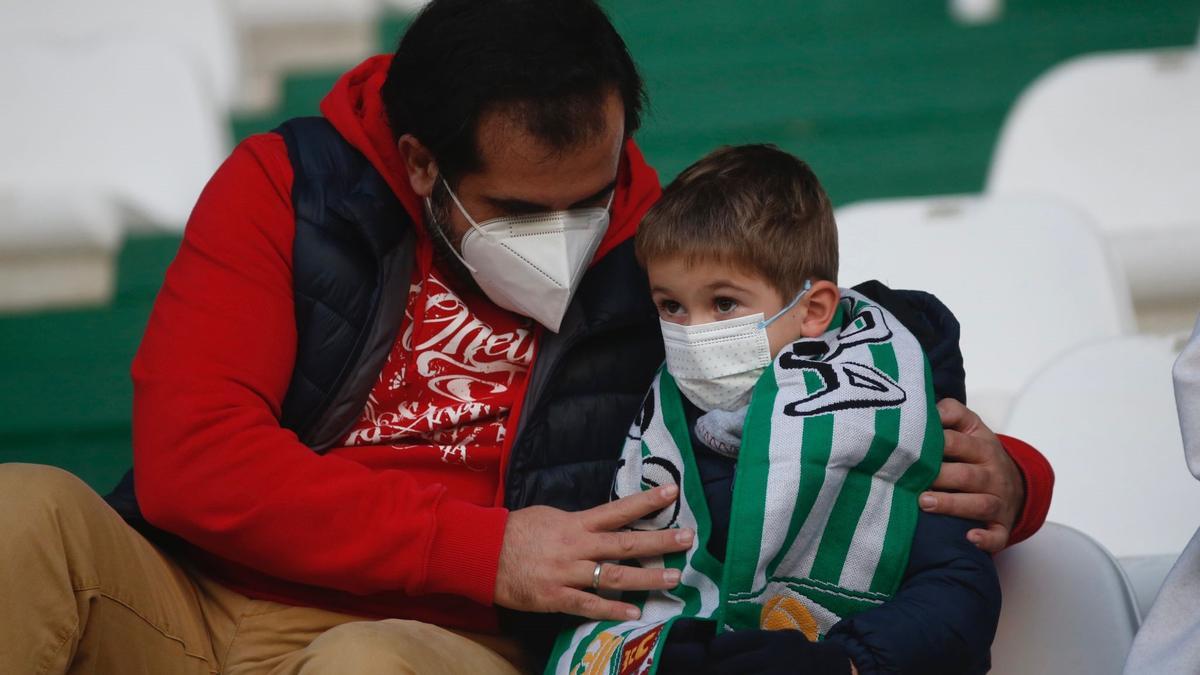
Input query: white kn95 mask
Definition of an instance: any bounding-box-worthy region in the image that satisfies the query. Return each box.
[432,179,612,332]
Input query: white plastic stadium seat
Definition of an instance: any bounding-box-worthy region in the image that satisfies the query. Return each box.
[229,0,382,27]
[1005,334,1195,558]
[991,522,1141,675]
[987,48,1200,306]
[227,0,384,110]
[0,0,239,110]
[835,194,1135,427]
[0,187,120,311]
[0,41,228,232]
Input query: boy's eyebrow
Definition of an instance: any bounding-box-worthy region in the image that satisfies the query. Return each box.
[485,180,618,213]
[649,280,753,294]
[705,280,752,293]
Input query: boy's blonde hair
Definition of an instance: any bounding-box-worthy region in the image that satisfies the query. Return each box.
[635,144,838,297]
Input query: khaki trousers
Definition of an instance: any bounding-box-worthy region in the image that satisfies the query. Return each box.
[0,463,527,675]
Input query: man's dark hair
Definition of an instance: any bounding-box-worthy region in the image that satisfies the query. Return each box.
[381,0,646,181]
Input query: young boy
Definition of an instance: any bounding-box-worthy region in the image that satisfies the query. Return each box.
[547,145,1000,674]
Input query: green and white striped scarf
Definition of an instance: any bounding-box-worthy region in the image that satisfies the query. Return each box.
[546,290,943,675]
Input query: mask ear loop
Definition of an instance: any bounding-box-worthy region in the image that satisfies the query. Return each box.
[758,280,814,329]
[424,192,479,274]
[441,177,493,230]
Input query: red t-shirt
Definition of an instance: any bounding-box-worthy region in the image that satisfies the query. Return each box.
[342,272,536,496]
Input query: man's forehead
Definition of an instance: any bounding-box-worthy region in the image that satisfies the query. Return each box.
[470,156,621,205]
[464,94,625,206]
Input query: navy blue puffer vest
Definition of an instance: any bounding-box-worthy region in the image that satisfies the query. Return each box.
[107,116,665,537]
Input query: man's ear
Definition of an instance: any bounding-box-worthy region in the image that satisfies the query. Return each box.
[799,281,841,338]
[398,134,438,197]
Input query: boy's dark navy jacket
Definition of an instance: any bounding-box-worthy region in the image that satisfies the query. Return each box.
[664,285,1000,675]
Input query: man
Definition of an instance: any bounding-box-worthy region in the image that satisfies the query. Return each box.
[0,1,1052,673]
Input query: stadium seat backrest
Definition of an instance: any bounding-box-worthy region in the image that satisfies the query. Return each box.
[987,48,1200,304]
[991,522,1141,675]
[0,41,229,230]
[1005,334,1195,557]
[230,0,382,26]
[835,194,1135,427]
[0,0,239,109]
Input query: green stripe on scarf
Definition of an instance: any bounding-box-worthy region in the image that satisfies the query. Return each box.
[871,359,943,593]
[660,372,725,589]
[808,407,901,584]
[720,365,779,627]
[807,341,903,585]
[765,371,835,582]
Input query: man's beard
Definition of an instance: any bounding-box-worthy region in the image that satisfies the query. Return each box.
[424,183,484,297]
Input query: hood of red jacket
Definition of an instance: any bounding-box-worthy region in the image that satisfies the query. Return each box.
[320,55,661,262]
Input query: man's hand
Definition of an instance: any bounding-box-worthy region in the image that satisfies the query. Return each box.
[494,484,693,621]
[920,399,1025,553]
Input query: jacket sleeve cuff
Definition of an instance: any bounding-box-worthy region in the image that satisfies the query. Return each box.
[824,631,881,675]
[422,497,509,604]
[998,434,1055,547]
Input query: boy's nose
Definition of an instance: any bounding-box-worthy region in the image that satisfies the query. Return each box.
[679,312,715,327]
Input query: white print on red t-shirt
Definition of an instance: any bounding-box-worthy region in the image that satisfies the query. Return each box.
[341,275,534,468]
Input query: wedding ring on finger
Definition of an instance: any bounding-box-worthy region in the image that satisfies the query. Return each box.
[592,561,603,591]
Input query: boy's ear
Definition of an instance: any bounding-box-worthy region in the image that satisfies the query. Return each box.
[398,134,439,198]
[799,281,841,338]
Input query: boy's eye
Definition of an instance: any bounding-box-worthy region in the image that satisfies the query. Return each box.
[659,300,684,316]
[714,297,738,314]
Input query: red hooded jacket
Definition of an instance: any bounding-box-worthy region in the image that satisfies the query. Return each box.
[130,56,1051,633]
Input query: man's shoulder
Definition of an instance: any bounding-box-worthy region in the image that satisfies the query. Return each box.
[207,132,295,208]
[231,132,291,175]
[179,131,298,282]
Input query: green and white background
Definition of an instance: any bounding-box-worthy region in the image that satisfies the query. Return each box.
[1,0,1197,570]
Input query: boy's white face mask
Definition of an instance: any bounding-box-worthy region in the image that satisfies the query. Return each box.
[431,178,613,333]
[661,281,812,412]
